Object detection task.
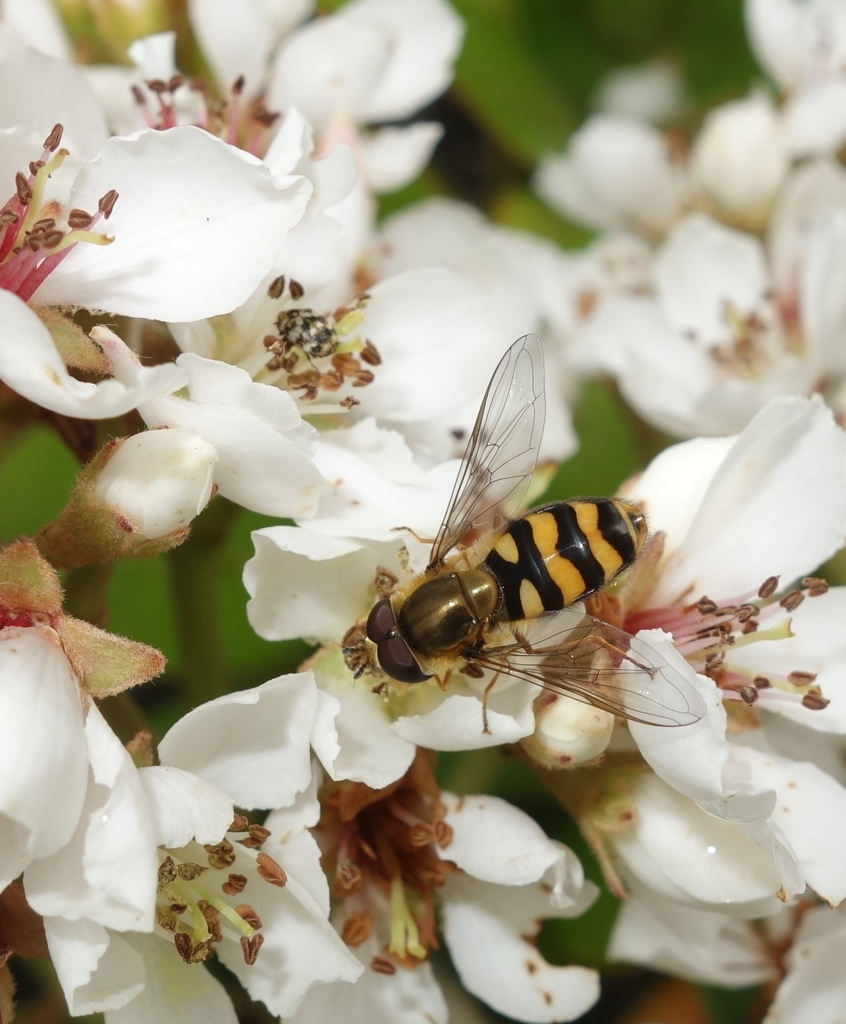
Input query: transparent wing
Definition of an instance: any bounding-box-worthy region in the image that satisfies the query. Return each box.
[428,334,545,569]
[471,615,706,727]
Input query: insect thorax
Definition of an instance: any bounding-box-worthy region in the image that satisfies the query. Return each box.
[397,569,499,659]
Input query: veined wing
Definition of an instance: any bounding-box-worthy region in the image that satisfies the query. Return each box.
[469,615,706,728]
[428,334,545,569]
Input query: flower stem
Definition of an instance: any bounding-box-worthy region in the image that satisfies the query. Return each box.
[167,499,239,705]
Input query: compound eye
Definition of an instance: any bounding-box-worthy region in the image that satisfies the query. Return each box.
[377,634,430,684]
[366,598,397,644]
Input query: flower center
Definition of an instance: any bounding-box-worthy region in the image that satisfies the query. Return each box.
[627,575,830,711]
[261,276,380,407]
[317,752,454,970]
[156,815,284,967]
[0,125,117,301]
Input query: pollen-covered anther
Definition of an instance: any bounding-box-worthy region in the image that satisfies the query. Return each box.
[205,839,236,869]
[342,910,374,947]
[802,690,830,711]
[409,823,437,847]
[177,861,207,881]
[241,933,264,965]
[222,873,248,895]
[256,851,287,887]
[754,675,770,688]
[433,820,453,847]
[157,855,178,889]
[739,685,759,704]
[229,813,250,832]
[758,575,780,598]
[174,931,213,964]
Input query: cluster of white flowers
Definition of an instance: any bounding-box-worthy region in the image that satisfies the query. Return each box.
[2,1,846,1023]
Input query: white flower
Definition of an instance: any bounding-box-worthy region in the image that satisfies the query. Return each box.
[40,676,362,1021]
[574,212,813,436]
[285,761,599,1024]
[94,428,217,539]
[533,114,686,237]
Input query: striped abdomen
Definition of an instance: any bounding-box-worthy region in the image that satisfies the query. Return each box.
[482,498,647,622]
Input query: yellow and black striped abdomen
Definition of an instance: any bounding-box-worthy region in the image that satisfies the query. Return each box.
[482,498,647,622]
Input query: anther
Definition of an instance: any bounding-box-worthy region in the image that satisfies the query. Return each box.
[241,933,264,965]
[739,686,758,705]
[267,274,285,299]
[802,691,830,711]
[235,904,262,929]
[289,278,305,300]
[803,577,829,597]
[256,852,287,887]
[371,956,397,975]
[754,675,771,688]
[788,670,817,687]
[222,873,248,895]
[44,124,63,151]
[342,910,374,947]
[780,590,804,611]
[758,576,779,599]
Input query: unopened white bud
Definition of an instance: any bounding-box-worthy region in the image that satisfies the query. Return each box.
[523,692,615,768]
[95,428,218,539]
[690,92,788,230]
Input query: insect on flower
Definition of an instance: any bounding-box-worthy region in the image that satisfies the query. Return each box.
[349,334,706,730]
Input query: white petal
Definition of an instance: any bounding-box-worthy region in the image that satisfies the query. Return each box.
[534,114,684,235]
[442,873,600,1023]
[654,213,770,339]
[188,0,280,98]
[0,297,187,418]
[34,127,312,320]
[614,771,794,913]
[0,627,87,883]
[111,932,238,1024]
[285,957,446,1024]
[785,75,846,156]
[45,917,145,1015]
[359,122,443,192]
[311,682,416,788]
[158,674,317,809]
[767,904,846,1024]
[356,267,500,424]
[0,30,106,153]
[263,772,330,915]
[25,704,157,932]
[306,419,455,541]
[609,889,775,986]
[217,873,363,1018]
[244,527,403,641]
[745,0,805,89]
[340,0,463,122]
[393,690,535,750]
[649,396,846,604]
[629,634,774,821]
[140,354,322,518]
[139,765,233,847]
[439,792,561,884]
[738,744,846,905]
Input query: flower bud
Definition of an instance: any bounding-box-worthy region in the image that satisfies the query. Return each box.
[523,692,615,768]
[690,92,788,231]
[94,428,217,539]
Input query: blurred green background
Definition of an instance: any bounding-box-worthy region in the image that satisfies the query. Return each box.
[2,1,768,1022]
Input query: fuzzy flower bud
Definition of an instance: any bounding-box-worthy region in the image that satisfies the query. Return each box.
[94,428,217,539]
[523,692,616,768]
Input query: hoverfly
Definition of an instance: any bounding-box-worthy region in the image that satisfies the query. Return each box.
[358,334,705,729]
